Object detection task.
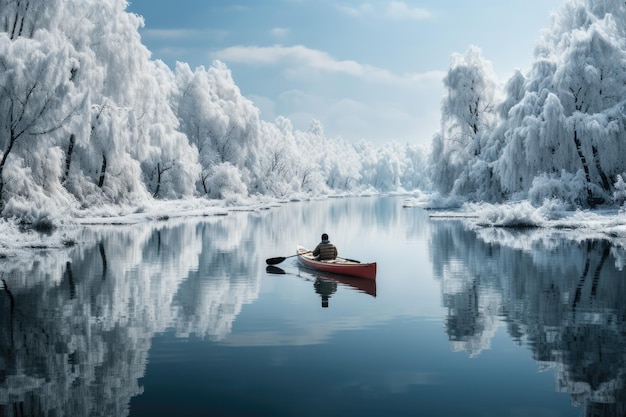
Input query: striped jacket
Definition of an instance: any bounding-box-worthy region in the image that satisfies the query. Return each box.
[313,240,338,260]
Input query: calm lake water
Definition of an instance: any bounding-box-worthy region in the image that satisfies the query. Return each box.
[1,196,625,417]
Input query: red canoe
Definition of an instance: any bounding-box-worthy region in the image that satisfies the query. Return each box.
[297,245,377,280]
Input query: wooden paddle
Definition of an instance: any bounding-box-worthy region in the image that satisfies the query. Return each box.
[266,251,311,265]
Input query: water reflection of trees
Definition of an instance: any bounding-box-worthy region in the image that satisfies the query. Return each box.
[430,220,626,416]
[0,214,263,417]
[0,196,420,417]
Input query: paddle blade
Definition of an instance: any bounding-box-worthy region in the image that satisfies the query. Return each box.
[266,256,286,265]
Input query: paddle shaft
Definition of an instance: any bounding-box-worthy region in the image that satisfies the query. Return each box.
[266,250,311,265]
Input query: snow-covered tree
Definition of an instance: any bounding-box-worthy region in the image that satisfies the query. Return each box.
[494,0,626,207]
[0,30,82,213]
[0,0,61,40]
[400,143,430,191]
[254,117,306,197]
[0,0,432,224]
[430,0,626,208]
[173,61,261,197]
[134,61,200,199]
[69,0,199,202]
[430,46,500,199]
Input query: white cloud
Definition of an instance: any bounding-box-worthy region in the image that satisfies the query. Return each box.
[270,27,290,39]
[140,28,228,41]
[335,3,375,18]
[337,1,431,21]
[213,45,443,86]
[385,1,431,20]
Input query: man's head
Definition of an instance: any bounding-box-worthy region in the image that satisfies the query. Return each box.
[321,233,329,241]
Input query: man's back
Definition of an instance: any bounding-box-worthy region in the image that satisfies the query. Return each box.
[316,242,337,260]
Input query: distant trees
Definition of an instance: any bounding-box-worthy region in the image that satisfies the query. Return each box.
[0,0,429,224]
[256,117,308,196]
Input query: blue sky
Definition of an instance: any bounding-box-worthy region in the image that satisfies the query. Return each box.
[127,0,564,146]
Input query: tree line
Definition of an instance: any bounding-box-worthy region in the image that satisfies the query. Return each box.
[0,0,428,225]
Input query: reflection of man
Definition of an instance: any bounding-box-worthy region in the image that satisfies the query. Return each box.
[313,233,337,261]
[314,278,337,308]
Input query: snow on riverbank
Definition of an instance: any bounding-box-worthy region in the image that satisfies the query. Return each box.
[404,194,626,246]
[0,197,257,257]
[0,192,359,256]
[3,193,626,259]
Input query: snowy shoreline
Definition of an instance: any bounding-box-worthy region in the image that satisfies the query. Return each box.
[2,194,626,260]
[404,195,626,249]
[0,192,377,257]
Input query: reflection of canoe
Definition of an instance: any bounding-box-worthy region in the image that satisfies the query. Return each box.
[297,245,377,280]
[300,266,377,298]
[267,264,376,298]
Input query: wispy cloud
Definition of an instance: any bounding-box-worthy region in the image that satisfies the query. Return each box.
[385,1,431,20]
[270,27,290,39]
[337,1,431,21]
[335,3,375,18]
[140,28,228,41]
[212,44,443,86]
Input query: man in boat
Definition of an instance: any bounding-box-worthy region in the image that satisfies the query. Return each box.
[313,233,338,261]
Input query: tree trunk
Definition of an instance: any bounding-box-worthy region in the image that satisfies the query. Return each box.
[591,145,611,192]
[201,172,209,194]
[572,130,594,206]
[9,0,30,39]
[98,154,107,188]
[0,134,18,207]
[63,134,75,184]
[153,163,162,198]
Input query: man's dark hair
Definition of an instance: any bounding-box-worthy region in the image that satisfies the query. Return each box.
[321,233,329,241]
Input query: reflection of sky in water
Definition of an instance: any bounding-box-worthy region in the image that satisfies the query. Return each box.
[133,319,573,417]
[1,196,624,416]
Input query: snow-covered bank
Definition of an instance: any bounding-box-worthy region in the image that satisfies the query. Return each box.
[0,191,385,256]
[0,197,228,257]
[404,195,626,252]
[5,192,626,259]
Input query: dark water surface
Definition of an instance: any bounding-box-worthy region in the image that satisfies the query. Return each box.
[1,196,625,416]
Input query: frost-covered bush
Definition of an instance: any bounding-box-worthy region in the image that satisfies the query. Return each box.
[0,150,77,227]
[528,170,588,209]
[205,162,248,200]
[472,201,546,227]
[613,174,626,206]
